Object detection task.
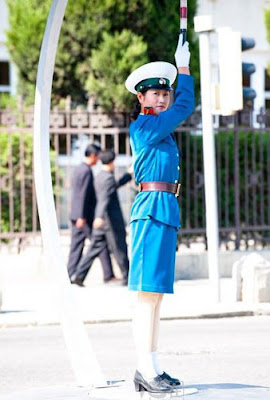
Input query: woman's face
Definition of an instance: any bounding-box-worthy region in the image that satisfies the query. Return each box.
[137,89,170,115]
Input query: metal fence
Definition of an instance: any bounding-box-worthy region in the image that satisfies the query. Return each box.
[1,100,270,250]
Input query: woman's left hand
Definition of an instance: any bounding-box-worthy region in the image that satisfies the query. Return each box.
[175,33,190,68]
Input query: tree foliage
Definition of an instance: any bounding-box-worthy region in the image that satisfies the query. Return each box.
[6,0,199,109]
[0,132,56,233]
[179,131,270,233]
[6,0,50,104]
[0,132,34,233]
[82,30,148,112]
[265,5,270,75]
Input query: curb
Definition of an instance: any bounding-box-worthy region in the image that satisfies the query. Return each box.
[0,308,268,329]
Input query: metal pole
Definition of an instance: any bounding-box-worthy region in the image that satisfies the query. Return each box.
[198,31,221,302]
[33,0,106,386]
[234,116,241,250]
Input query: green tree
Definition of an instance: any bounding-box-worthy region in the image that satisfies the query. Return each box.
[82,30,148,112]
[265,5,270,75]
[0,132,56,233]
[144,1,199,70]
[179,131,270,235]
[0,132,35,233]
[6,0,199,108]
[6,0,113,103]
[84,1,199,110]
[6,0,50,104]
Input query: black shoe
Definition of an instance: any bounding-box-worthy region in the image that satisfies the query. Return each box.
[121,278,128,286]
[70,276,84,287]
[134,370,173,393]
[159,371,181,386]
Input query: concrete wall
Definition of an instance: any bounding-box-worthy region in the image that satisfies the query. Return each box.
[2,235,270,282]
[175,250,270,280]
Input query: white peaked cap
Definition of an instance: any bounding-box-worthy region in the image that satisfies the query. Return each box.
[125,61,177,94]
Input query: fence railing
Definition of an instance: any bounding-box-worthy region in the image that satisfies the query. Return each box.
[1,102,270,250]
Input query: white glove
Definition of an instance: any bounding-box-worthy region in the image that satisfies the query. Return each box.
[174,34,190,68]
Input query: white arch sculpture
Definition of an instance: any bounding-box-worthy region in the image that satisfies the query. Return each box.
[33,0,106,387]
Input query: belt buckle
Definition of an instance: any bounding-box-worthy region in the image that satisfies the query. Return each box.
[175,183,181,198]
[138,182,142,192]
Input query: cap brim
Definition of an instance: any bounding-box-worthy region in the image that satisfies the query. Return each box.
[125,61,177,94]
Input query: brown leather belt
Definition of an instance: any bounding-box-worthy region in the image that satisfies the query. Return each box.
[138,181,181,198]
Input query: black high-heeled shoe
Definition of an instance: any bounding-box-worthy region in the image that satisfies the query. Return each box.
[134,370,173,393]
[159,371,181,386]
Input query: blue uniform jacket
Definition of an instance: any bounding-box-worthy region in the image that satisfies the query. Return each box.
[130,74,195,228]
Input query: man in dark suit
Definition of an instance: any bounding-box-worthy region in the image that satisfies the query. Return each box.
[71,149,132,286]
[67,143,112,282]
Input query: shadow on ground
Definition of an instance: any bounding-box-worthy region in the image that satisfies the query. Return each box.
[188,383,270,390]
[2,382,270,400]
[182,383,270,399]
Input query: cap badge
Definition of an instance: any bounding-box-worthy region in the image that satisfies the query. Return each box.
[159,78,166,85]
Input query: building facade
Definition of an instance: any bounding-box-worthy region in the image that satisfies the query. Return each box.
[0,0,17,95]
[197,0,270,112]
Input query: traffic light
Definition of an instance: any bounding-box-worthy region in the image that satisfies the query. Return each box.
[216,27,243,115]
[213,29,256,115]
[241,38,256,102]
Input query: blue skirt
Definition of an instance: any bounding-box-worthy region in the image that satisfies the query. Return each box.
[128,218,178,293]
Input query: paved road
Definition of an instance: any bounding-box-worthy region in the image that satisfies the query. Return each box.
[1,316,270,397]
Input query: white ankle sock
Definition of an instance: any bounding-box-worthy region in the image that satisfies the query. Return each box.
[152,351,164,376]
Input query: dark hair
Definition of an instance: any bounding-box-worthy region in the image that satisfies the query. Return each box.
[85,142,101,156]
[130,99,142,121]
[99,149,115,164]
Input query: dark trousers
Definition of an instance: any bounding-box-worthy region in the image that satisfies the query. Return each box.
[67,221,112,279]
[76,226,129,282]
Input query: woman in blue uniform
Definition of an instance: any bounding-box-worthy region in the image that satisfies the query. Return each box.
[125,34,195,393]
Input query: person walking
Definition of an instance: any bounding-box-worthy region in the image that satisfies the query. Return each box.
[67,143,112,283]
[71,150,132,286]
[125,33,195,393]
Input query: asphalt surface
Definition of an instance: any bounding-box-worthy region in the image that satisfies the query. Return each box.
[1,316,270,399]
[1,249,270,399]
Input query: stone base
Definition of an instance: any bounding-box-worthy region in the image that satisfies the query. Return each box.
[232,252,270,303]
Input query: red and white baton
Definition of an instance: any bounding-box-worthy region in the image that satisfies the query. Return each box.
[180,0,187,44]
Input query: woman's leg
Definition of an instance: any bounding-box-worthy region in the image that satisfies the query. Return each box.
[151,293,164,375]
[152,294,182,386]
[132,291,163,379]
